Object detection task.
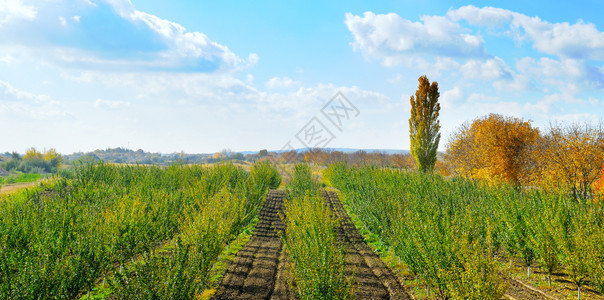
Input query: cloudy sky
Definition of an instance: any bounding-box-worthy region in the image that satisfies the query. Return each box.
[1,0,603,154]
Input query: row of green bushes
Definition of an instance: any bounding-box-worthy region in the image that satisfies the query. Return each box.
[325,163,604,299]
[282,164,354,299]
[0,161,280,299]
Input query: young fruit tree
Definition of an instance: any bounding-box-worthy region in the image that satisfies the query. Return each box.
[409,75,441,172]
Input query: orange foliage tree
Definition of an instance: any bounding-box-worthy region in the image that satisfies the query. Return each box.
[445,114,540,186]
[594,164,604,196]
[533,122,604,200]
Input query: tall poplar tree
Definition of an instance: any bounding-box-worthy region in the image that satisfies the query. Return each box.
[409,75,441,172]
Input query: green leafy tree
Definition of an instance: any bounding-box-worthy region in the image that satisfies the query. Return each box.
[409,75,441,172]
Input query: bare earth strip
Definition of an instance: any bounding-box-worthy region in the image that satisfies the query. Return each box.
[504,278,555,300]
[212,190,293,300]
[0,182,38,196]
[322,190,412,300]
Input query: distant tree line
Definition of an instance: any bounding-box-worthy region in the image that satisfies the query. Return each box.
[1,148,63,174]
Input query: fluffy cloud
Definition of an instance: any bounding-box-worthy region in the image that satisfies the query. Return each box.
[514,16,604,60]
[349,6,604,95]
[345,11,486,66]
[0,80,69,119]
[449,5,604,61]
[440,86,463,109]
[0,0,37,26]
[460,57,511,80]
[0,0,253,72]
[447,5,513,27]
[516,57,604,89]
[493,74,534,92]
[457,57,533,92]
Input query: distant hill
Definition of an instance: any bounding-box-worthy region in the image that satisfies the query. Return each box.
[61,147,412,165]
[240,148,410,155]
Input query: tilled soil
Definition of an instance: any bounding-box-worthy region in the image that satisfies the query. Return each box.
[323,190,411,300]
[212,190,292,300]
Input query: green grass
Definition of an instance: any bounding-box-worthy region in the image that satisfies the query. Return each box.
[0,172,47,185]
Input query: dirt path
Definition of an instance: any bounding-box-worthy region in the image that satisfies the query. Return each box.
[323,190,411,300]
[0,182,38,196]
[212,190,293,300]
[504,278,555,300]
[214,190,411,299]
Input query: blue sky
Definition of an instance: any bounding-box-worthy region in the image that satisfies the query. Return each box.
[1,0,603,154]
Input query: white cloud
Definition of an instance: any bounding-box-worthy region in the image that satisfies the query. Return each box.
[458,57,533,91]
[447,5,513,27]
[449,5,604,60]
[246,73,254,83]
[265,77,301,89]
[0,0,37,26]
[493,74,534,92]
[0,54,14,64]
[440,86,463,109]
[0,0,254,73]
[411,56,461,77]
[0,80,45,101]
[103,0,135,18]
[460,57,511,80]
[344,11,485,66]
[516,57,604,89]
[0,80,69,119]
[514,16,604,60]
[248,53,259,65]
[129,9,245,71]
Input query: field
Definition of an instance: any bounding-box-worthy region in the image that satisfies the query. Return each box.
[325,163,604,300]
[1,161,603,299]
[0,162,280,299]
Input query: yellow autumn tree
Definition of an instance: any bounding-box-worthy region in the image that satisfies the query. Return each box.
[409,75,441,172]
[23,147,43,161]
[445,114,540,186]
[532,122,604,200]
[44,148,63,168]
